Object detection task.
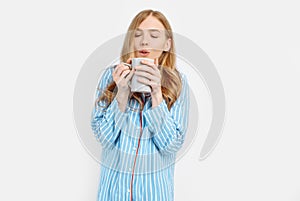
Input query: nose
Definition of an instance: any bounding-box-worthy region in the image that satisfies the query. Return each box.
[141,34,149,46]
[141,40,148,46]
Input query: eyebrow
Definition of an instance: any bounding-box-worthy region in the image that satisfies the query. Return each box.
[136,28,161,32]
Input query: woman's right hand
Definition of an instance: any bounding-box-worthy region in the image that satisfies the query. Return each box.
[112,58,134,95]
[112,58,134,112]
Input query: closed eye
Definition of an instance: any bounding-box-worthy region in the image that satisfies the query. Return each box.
[134,30,142,37]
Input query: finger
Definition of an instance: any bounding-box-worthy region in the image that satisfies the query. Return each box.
[113,64,123,76]
[114,64,130,77]
[121,64,131,73]
[126,58,132,64]
[124,69,135,82]
[137,77,161,87]
[122,62,132,70]
[120,69,131,79]
[140,60,159,71]
[134,71,157,82]
[135,65,156,75]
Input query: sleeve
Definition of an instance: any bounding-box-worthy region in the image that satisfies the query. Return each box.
[90,66,129,150]
[143,73,190,156]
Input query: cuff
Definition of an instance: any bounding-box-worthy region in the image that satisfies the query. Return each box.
[143,99,169,133]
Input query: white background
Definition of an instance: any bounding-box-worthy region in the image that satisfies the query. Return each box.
[1,0,299,200]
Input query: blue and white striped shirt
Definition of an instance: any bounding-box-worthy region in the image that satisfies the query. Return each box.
[91,65,190,201]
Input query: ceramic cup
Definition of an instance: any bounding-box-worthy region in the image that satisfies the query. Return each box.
[126,58,154,93]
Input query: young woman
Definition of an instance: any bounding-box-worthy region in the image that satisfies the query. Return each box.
[91,9,190,201]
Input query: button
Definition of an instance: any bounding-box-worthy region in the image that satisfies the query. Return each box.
[132,146,137,150]
[127,189,131,193]
[129,167,132,171]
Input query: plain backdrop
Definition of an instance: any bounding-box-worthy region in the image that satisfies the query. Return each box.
[0,0,299,200]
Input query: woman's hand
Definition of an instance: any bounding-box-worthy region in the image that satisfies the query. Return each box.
[134,58,163,107]
[112,58,134,95]
[112,58,135,112]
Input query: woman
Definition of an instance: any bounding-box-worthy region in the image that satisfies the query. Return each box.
[91,9,190,201]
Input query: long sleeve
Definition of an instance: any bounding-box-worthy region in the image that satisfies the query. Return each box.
[143,73,190,156]
[90,67,128,150]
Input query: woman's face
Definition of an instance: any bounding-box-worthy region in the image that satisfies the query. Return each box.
[133,15,171,59]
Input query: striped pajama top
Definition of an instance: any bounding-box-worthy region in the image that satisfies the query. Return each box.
[90,65,190,201]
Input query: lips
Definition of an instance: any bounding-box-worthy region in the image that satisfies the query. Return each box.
[139,50,149,54]
[138,49,150,56]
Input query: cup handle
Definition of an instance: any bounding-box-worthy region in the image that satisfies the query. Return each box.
[122,62,132,70]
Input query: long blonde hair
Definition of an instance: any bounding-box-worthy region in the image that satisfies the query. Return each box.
[96,9,182,111]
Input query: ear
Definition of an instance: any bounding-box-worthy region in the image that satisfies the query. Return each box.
[163,38,171,52]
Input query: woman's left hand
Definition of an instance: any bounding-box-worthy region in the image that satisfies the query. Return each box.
[134,58,163,107]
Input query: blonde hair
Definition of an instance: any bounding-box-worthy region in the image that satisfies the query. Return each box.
[96,9,182,111]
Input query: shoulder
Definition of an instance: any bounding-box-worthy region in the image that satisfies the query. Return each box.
[179,71,190,98]
[102,65,115,77]
[174,70,189,102]
[178,70,188,87]
[97,65,116,88]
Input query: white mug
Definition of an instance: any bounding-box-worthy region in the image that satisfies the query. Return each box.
[126,58,154,93]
